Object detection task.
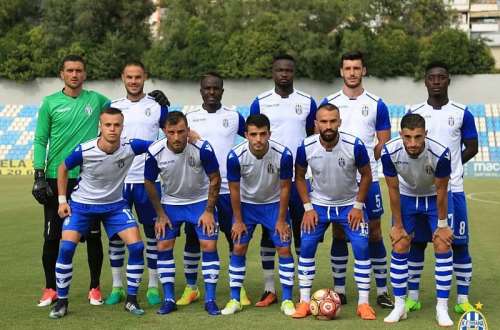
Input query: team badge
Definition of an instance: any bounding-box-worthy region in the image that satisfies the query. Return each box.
[188,156,196,167]
[295,104,303,115]
[267,163,275,174]
[117,159,125,168]
[222,118,229,128]
[145,108,151,117]
[458,310,488,330]
[425,165,434,175]
[85,105,93,116]
[448,116,455,126]
[361,105,369,117]
[338,157,345,168]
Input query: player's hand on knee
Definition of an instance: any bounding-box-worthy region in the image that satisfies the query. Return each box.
[155,213,171,239]
[275,220,291,242]
[231,221,247,244]
[58,203,71,218]
[198,211,216,236]
[390,225,410,248]
[347,208,363,230]
[148,90,170,107]
[432,227,453,248]
[301,210,318,234]
[32,170,53,204]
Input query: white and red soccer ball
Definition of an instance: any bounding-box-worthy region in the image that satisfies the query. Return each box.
[309,288,342,320]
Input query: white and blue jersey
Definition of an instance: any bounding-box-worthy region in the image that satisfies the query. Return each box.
[227,139,293,204]
[144,139,219,205]
[65,138,152,204]
[111,96,168,183]
[381,137,451,197]
[408,101,477,193]
[296,132,370,206]
[321,90,390,181]
[250,88,317,160]
[186,105,245,195]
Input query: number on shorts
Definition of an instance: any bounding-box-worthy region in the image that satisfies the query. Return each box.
[375,194,381,209]
[459,221,466,235]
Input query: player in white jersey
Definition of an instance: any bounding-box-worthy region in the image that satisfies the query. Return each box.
[292,104,377,321]
[249,54,317,306]
[49,108,151,319]
[180,72,248,306]
[144,112,223,316]
[220,114,295,316]
[381,113,455,327]
[405,62,479,315]
[321,51,393,308]
[104,61,169,306]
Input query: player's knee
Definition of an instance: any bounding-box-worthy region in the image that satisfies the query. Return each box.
[368,220,382,242]
[333,224,346,240]
[452,244,470,260]
[433,240,451,254]
[158,239,174,251]
[233,244,248,256]
[199,239,217,252]
[393,238,410,254]
[276,246,292,257]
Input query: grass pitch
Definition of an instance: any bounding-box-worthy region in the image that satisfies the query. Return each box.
[0,176,498,329]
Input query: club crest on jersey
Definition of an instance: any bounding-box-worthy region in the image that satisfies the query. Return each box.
[457,310,488,330]
[188,156,196,167]
[361,105,369,117]
[448,116,455,126]
[222,118,229,128]
[338,157,346,168]
[85,105,93,116]
[295,104,303,115]
[267,163,275,174]
[145,108,151,117]
[117,159,125,168]
[424,165,434,175]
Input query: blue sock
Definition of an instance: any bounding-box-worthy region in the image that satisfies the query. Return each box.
[202,251,219,302]
[184,243,200,287]
[298,240,318,302]
[158,249,175,301]
[369,240,388,294]
[408,242,426,295]
[126,241,144,296]
[229,254,246,301]
[56,240,77,299]
[331,239,348,292]
[145,237,157,270]
[260,230,276,292]
[390,251,409,297]
[278,256,294,301]
[453,244,472,297]
[435,251,453,299]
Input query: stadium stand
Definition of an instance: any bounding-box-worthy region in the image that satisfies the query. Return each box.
[0,103,499,175]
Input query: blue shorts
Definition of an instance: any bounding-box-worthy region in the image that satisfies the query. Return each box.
[63,200,138,238]
[237,202,291,248]
[451,192,469,245]
[123,182,160,229]
[302,204,369,250]
[160,200,218,241]
[400,194,454,241]
[364,181,384,220]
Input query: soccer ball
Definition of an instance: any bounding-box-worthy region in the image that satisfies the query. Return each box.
[309,288,341,320]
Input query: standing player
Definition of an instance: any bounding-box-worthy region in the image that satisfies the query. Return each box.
[179,72,247,306]
[249,54,317,306]
[33,55,108,306]
[293,103,376,320]
[381,113,454,327]
[321,51,393,308]
[405,62,478,314]
[50,108,151,318]
[144,112,222,316]
[104,61,169,306]
[221,114,295,316]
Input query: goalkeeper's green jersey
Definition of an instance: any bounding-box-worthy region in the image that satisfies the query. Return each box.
[33,89,110,179]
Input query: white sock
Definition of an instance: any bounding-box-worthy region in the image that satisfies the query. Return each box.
[148,268,158,288]
[408,289,419,301]
[263,269,276,293]
[394,296,405,308]
[358,290,369,305]
[334,286,345,295]
[111,267,123,288]
[457,294,468,304]
[436,297,448,310]
[377,287,388,296]
[300,288,311,303]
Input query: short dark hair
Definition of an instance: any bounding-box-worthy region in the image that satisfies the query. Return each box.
[100,107,124,117]
[60,54,86,71]
[165,111,188,127]
[245,114,270,131]
[200,71,223,87]
[401,113,426,130]
[340,51,364,67]
[317,103,340,115]
[425,61,449,75]
[273,54,295,64]
[122,60,146,73]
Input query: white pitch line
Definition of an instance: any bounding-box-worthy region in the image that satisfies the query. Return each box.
[466,192,500,205]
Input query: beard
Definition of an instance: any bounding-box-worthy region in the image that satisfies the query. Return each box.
[320,129,338,142]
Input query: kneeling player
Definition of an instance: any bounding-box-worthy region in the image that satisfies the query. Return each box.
[221,114,295,316]
[50,108,150,318]
[381,113,454,327]
[292,103,376,320]
[144,111,222,316]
